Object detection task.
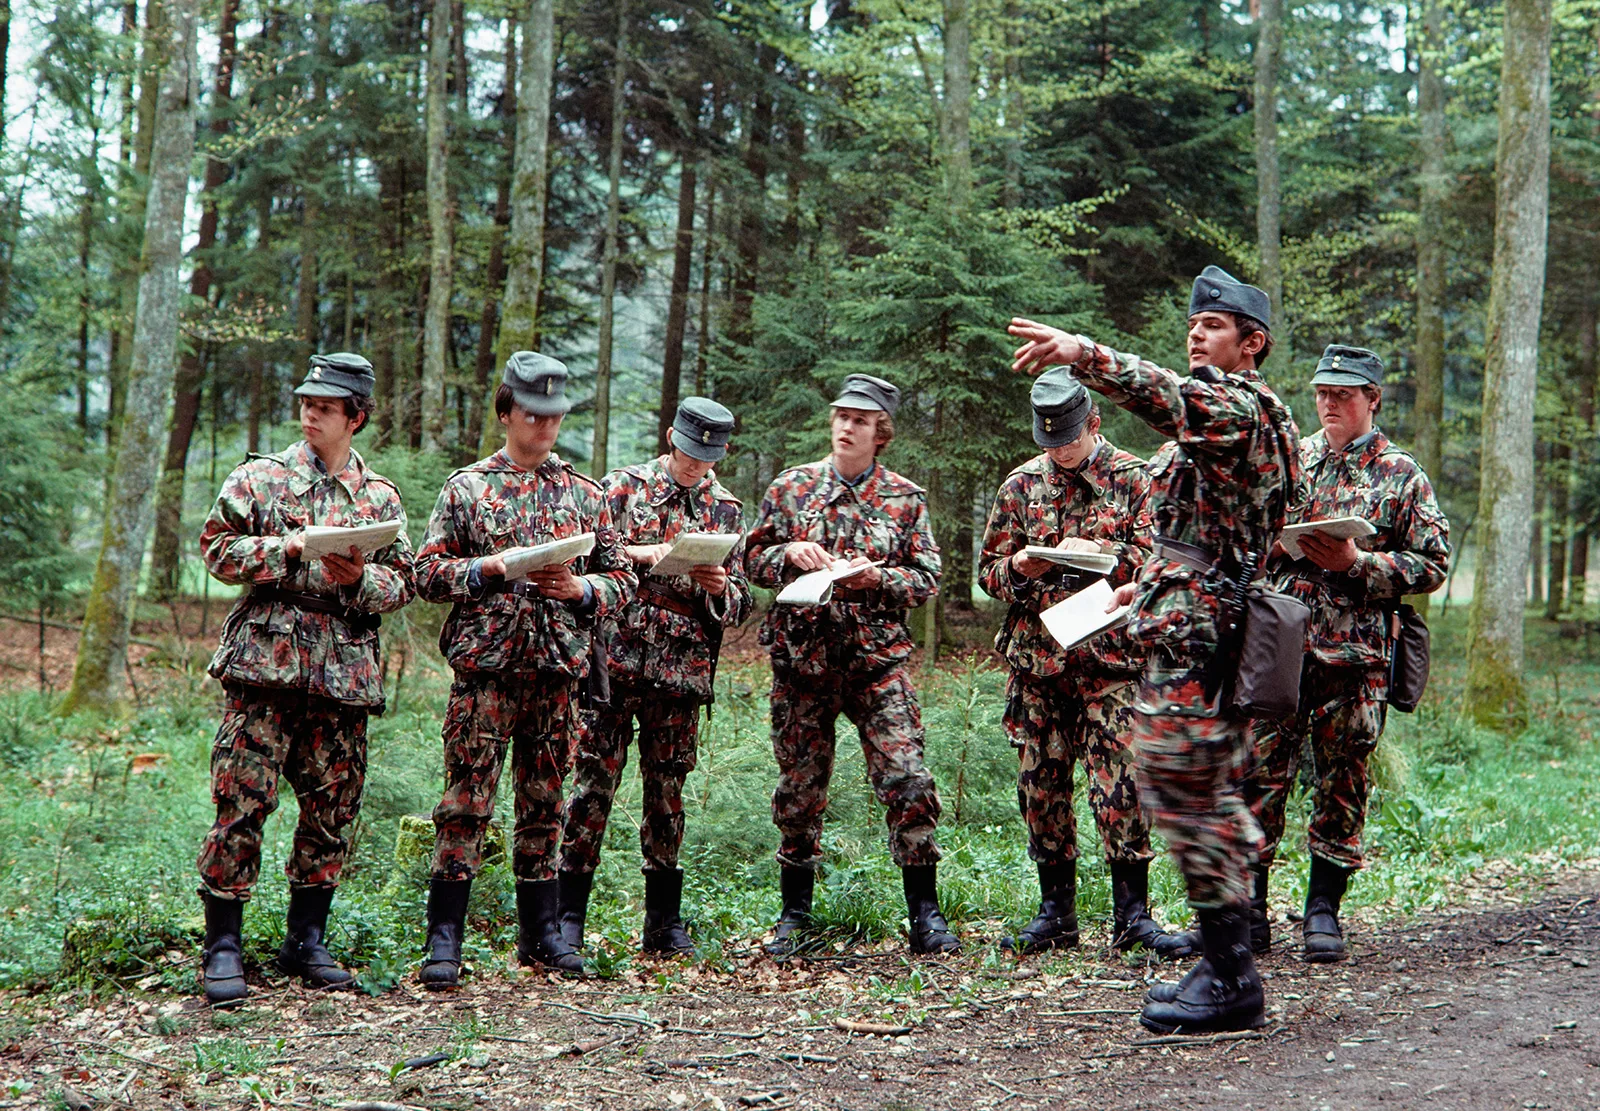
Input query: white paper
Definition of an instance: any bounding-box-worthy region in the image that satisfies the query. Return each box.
[300,520,403,560]
[1021,546,1117,577]
[775,560,886,606]
[648,531,741,578]
[1040,578,1131,651]
[499,532,596,580]
[1279,516,1377,561]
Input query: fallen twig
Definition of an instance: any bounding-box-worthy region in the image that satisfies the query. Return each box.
[1039,1008,1138,1017]
[543,1001,659,1028]
[60,1039,180,1075]
[986,1076,1022,1104]
[775,1052,837,1064]
[1125,1029,1270,1048]
[833,1018,911,1036]
[662,1025,771,1040]
[738,1090,790,1107]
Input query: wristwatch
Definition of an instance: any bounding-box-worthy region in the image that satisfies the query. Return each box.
[1346,553,1366,578]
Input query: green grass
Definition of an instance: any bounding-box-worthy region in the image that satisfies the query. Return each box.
[3,606,1600,991]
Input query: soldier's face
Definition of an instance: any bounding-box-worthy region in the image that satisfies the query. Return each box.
[668,449,715,487]
[831,407,880,467]
[300,397,359,451]
[501,404,563,458]
[1044,415,1101,469]
[1187,312,1262,372]
[1315,385,1378,446]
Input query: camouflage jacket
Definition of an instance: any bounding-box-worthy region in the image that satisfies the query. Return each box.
[201,441,415,711]
[1269,428,1450,669]
[746,459,941,679]
[1069,342,1302,715]
[603,454,753,700]
[415,450,636,678]
[977,440,1153,680]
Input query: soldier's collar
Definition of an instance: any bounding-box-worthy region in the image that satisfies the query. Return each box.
[289,441,364,497]
[651,454,711,506]
[827,459,878,503]
[1045,440,1108,497]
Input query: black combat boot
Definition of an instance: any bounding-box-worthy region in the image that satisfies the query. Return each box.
[1139,906,1266,1034]
[642,869,695,956]
[557,870,595,952]
[1110,860,1196,960]
[902,865,961,955]
[1303,855,1352,963]
[419,878,472,990]
[1249,862,1272,954]
[200,893,249,1006]
[516,879,586,975]
[277,885,353,988]
[765,867,815,957]
[1002,862,1079,955]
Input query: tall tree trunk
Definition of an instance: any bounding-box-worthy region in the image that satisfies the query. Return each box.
[592,0,628,477]
[1571,281,1598,608]
[1547,441,1569,618]
[0,0,10,150]
[373,156,401,444]
[1253,0,1286,350]
[421,0,454,453]
[473,17,517,440]
[942,0,971,210]
[247,192,271,453]
[1465,0,1553,730]
[1001,0,1023,211]
[1413,0,1448,482]
[693,161,716,397]
[731,45,774,347]
[150,0,238,600]
[657,149,697,453]
[1529,442,1544,603]
[63,0,200,714]
[488,0,555,455]
[296,9,328,372]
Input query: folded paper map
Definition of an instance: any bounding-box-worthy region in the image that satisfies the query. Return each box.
[649,532,741,578]
[1040,578,1132,651]
[1021,546,1117,577]
[1279,516,1377,561]
[775,560,886,606]
[300,521,404,560]
[499,533,596,581]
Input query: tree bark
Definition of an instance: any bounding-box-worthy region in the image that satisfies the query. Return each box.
[1571,281,1598,608]
[1547,441,1568,619]
[592,0,628,477]
[1413,0,1448,482]
[1253,0,1286,350]
[657,150,697,453]
[63,0,200,714]
[150,0,238,600]
[731,44,775,347]
[473,17,517,438]
[1529,442,1544,603]
[1465,0,1552,730]
[247,191,271,454]
[295,7,329,373]
[1001,0,1023,211]
[693,160,716,397]
[421,0,454,453]
[942,0,971,210]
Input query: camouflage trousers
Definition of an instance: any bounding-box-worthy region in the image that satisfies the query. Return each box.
[559,682,701,874]
[770,664,942,869]
[1131,664,1264,909]
[196,685,369,901]
[431,671,579,884]
[1247,661,1387,871]
[1005,670,1152,867]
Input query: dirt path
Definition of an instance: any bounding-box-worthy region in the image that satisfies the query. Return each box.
[5,878,1599,1111]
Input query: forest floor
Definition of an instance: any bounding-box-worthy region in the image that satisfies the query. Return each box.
[5,868,1599,1111]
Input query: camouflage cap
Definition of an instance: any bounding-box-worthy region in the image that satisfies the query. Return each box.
[830,373,900,416]
[1189,265,1272,331]
[1030,367,1091,448]
[294,353,375,400]
[503,350,572,416]
[1310,344,1384,389]
[670,396,735,462]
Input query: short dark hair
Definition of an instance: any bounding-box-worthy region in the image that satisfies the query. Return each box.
[873,412,894,456]
[342,394,377,434]
[1230,313,1274,367]
[494,382,515,419]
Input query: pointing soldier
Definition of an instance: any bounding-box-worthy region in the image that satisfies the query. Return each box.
[413,352,636,984]
[1009,266,1302,1033]
[1245,346,1449,961]
[557,399,753,955]
[745,374,959,957]
[195,353,414,1005]
[979,370,1192,960]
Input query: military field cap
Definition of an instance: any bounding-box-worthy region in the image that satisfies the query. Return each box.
[294,353,375,400]
[1031,368,1092,448]
[1189,265,1272,331]
[503,350,572,415]
[830,373,900,417]
[1310,344,1384,389]
[670,397,735,462]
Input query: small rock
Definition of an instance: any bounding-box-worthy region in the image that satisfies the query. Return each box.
[1572,957,1590,968]
[1325,1051,1336,1062]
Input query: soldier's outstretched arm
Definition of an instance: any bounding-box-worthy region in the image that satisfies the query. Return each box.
[199,465,296,586]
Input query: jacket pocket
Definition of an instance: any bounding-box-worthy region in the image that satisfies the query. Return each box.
[442,595,522,673]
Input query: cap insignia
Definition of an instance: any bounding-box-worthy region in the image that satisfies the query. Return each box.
[1044,418,1053,431]
[545,377,554,394]
[312,369,323,380]
[702,430,711,443]
[1209,287,1221,297]
[1332,356,1343,368]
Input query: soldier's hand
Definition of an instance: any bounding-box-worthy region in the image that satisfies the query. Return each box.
[529,562,586,601]
[785,541,834,572]
[1108,583,1138,611]
[1055,537,1103,554]
[1299,530,1359,573]
[627,542,673,567]
[1012,552,1053,579]
[836,556,881,590]
[480,553,509,580]
[321,545,365,585]
[1008,318,1083,376]
[689,564,729,596]
[284,530,306,560]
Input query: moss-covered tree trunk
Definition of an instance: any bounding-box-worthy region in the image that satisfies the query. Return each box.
[472,18,517,440]
[63,0,200,714]
[1253,0,1286,351]
[1413,0,1448,486]
[1571,283,1598,608]
[420,0,453,454]
[1465,0,1552,730]
[592,0,628,477]
[657,124,699,455]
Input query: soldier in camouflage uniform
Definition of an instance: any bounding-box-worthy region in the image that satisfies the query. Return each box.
[195,353,415,1005]
[1246,346,1449,961]
[414,352,636,984]
[1010,266,1301,1033]
[746,374,959,957]
[557,398,753,956]
[979,370,1191,960]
